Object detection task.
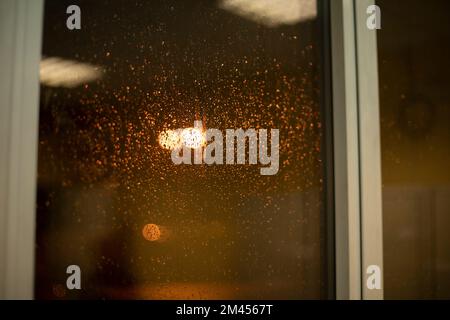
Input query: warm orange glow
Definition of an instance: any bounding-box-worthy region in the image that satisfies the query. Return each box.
[142,223,162,241]
[181,127,206,149]
[158,129,181,150]
[158,127,206,150]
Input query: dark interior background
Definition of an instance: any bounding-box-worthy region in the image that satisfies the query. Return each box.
[378,0,450,299]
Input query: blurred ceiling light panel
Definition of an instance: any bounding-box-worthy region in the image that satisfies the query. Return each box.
[40,57,103,88]
[218,0,317,27]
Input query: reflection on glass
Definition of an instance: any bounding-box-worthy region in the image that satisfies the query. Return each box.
[378,0,450,299]
[36,0,330,299]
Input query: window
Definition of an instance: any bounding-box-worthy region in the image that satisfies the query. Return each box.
[35,0,333,299]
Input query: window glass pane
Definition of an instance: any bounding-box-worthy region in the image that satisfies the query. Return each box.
[36,0,331,299]
[378,0,450,299]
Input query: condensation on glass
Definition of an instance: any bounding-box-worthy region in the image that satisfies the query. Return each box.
[36,0,331,299]
[378,0,450,299]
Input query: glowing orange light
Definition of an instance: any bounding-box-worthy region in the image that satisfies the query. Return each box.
[158,129,181,150]
[181,127,205,149]
[142,223,162,241]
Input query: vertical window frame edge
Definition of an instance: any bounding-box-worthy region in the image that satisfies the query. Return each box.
[331,0,384,300]
[0,0,44,300]
[354,0,384,300]
[331,0,362,300]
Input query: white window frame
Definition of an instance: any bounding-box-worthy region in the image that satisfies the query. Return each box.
[331,0,384,300]
[0,0,383,300]
[0,0,44,299]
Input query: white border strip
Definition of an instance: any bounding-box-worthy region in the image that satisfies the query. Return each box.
[354,0,384,300]
[331,0,362,300]
[0,0,44,299]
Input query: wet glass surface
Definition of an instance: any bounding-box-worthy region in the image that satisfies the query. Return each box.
[36,0,331,299]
